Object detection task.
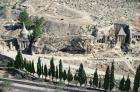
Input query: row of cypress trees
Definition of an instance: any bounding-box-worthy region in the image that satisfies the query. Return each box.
[119,65,140,92]
[14,51,140,91]
[119,75,131,91]
[103,62,115,91]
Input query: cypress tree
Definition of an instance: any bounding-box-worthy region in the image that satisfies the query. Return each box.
[74,70,79,86]
[44,64,48,80]
[125,75,131,92]
[25,61,28,71]
[48,69,51,78]
[41,64,44,78]
[98,77,101,88]
[15,51,23,69]
[25,61,28,72]
[63,70,67,82]
[133,65,140,92]
[70,74,73,83]
[55,66,59,81]
[78,63,87,86]
[37,57,41,78]
[28,61,31,72]
[31,60,35,75]
[15,51,20,69]
[59,59,63,81]
[25,60,28,71]
[23,58,27,69]
[103,66,110,91]
[89,78,92,87]
[28,60,32,73]
[50,57,55,80]
[110,62,115,91]
[19,51,24,69]
[119,76,125,91]
[67,66,73,84]
[93,68,98,87]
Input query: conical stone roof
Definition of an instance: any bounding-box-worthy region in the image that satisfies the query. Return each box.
[20,23,29,38]
[118,27,126,36]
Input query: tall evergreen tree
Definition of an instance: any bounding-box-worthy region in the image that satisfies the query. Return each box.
[27,16,44,54]
[98,77,102,88]
[55,66,59,81]
[23,58,27,69]
[44,64,48,80]
[37,57,41,78]
[103,66,110,91]
[31,60,35,75]
[110,62,115,91]
[15,51,24,69]
[133,65,140,92]
[28,61,31,72]
[67,67,73,84]
[41,64,44,78]
[50,57,55,80]
[119,76,125,91]
[25,59,28,71]
[93,68,98,87]
[63,70,67,82]
[125,75,131,92]
[74,70,79,86]
[18,9,32,28]
[89,78,92,87]
[78,63,87,86]
[59,59,63,81]
[48,69,51,78]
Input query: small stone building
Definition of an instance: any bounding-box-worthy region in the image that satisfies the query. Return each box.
[17,23,30,51]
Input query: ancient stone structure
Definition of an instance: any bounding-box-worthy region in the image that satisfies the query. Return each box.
[17,23,30,51]
[0,0,139,54]
[117,27,126,44]
[115,27,126,49]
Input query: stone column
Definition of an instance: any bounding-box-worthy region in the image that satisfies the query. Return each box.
[24,42,26,49]
[9,42,13,50]
[21,42,23,49]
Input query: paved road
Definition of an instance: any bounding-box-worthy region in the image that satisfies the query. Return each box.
[11,83,64,92]
[11,83,101,92]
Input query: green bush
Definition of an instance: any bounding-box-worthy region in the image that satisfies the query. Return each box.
[0,81,11,89]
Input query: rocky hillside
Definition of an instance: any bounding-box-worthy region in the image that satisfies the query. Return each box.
[21,0,140,27]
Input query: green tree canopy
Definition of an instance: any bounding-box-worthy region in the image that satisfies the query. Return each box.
[63,70,67,82]
[89,78,92,87]
[93,68,98,87]
[98,77,102,88]
[55,66,59,81]
[44,64,48,80]
[50,57,55,80]
[27,16,44,54]
[133,65,140,92]
[31,60,35,75]
[103,66,110,90]
[18,9,32,28]
[119,76,125,91]
[78,63,87,86]
[110,62,115,90]
[67,66,73,84]
[37,57,42,78]
[125,75,131,91]
[59,59,63,81]
[15,51,24,69]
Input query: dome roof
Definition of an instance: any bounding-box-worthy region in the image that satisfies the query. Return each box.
[20,23,29,38]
